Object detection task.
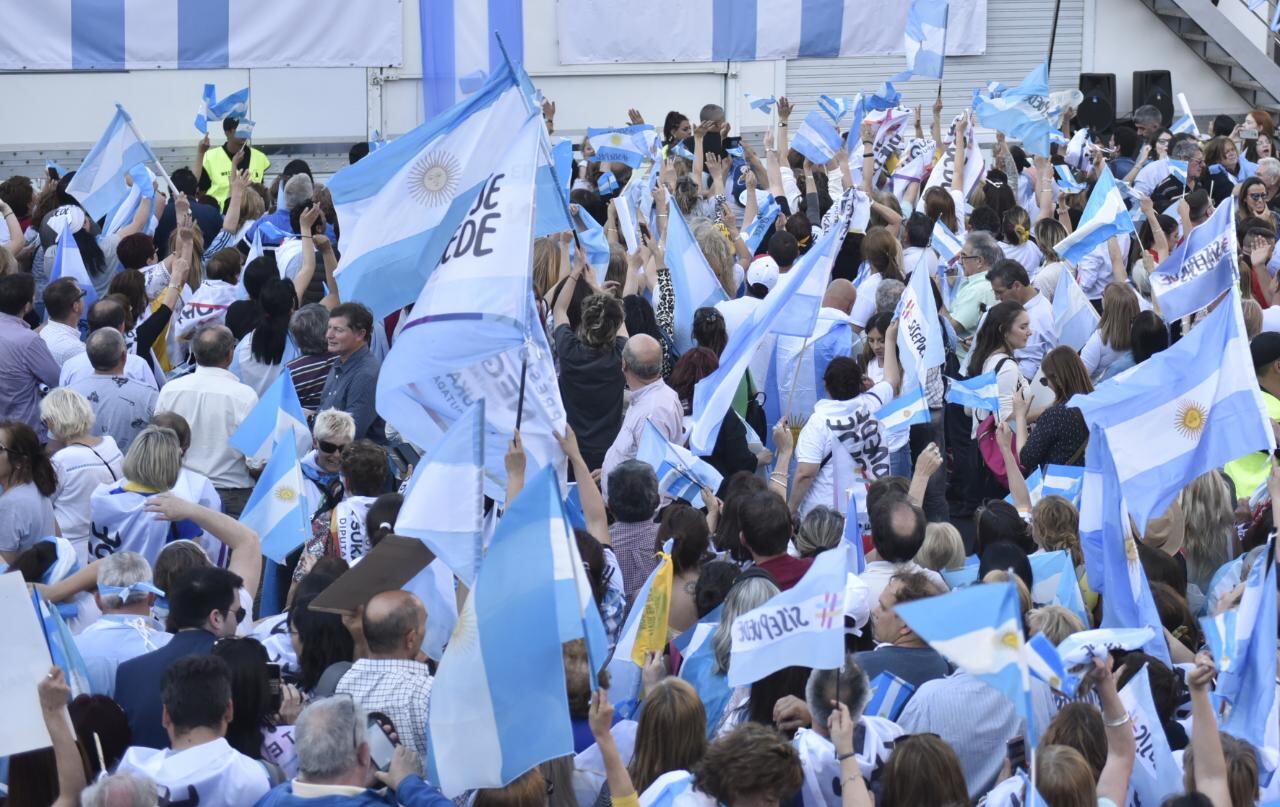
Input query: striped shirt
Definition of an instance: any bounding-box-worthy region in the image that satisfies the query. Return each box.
[287,351,337,410]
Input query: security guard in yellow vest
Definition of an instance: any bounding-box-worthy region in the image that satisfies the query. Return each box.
[201,117,269,211]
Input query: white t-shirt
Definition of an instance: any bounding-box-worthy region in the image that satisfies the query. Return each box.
[715,296,761,338]
[795,382,894,517]
[51,439,124,553]
[1080,331,1126,380]
[850,272,884,329]
[1000,240,1044,278]
[1262,305,1280,334]
[117,738,270,807]
[59,351,158,390]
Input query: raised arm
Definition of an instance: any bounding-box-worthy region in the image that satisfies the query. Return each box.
[1187,652,1232,807]
[776,97,792,161]
[830,702,874,807]
[558,427,609,546]
[997,421,1032,513]
[589,690,640,806]
[504,432,526,505]
[292,205,323,301]
[554,256,583,328]
[316,232,340,309]
[1139,195,1169,262]
[194,134,210,182]
[882,320,903,394]
[1093,657,1137,807]
[220,161,250,236]
[930,91,944,149]
[769,421,794,500]
[144,492,263,600]
[764,130,786,201]
[39,669,87,807]
[860,119,876,193]
[0,197,24,247]
[908,443,943,508]
[951,114,968,195]
[1124,143,1151,185]
[1034,155,1055,222]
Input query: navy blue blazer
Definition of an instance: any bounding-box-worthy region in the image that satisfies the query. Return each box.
[113,629,217,750]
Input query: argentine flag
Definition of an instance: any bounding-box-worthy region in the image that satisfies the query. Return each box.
[572,207,612,283]
[586,124,655,168]
[1009,465,1086,507]
[973,62,1059,156]
[818,94,852,125]
[1029,549,1089,626]
[66,105,158,222]
[1168,159,1189,185]
[240,438,312,564]
[689,216,847,454]
[1052,266,1100,351]
[898,0,949,80]
[944,371,999,412]
[596,171,620,196]
[1149,196,1236,322]
[1069,293,1273,530]
[1053,168,1136,265]
[741,194,781,253]
[895,582,1036,744]
[744,93,777,114]
[327,58,535,319]
[1054,164,1087,194]
[396,400,486,586]
[49,218,98,308]
[877,386,930,433]
[727,542,854,687]
[791,111,843,165]
[636,422,724,506]
[931,217,963,307]
[427,465,588,797]
[228,371,310,465]
[667,202,729,354]
[194,84,249,134]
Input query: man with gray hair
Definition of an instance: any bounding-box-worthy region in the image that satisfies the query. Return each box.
[1257,156,1280,207]
[68,327,158,452]
[285,303,337,409]
[1132,104,1164,140]
[257,696,450,806]
[791,656,904,807]
[73,551,170,696]
[1151,136,1205,212]
[948,231,1000,360]
[600,333,683,486]
[81,772,160,807]
[155,324,258,516]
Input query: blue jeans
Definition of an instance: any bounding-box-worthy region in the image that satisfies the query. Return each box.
[890,445,912,479]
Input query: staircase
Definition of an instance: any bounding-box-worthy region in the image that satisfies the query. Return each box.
[1137,0,1280,113]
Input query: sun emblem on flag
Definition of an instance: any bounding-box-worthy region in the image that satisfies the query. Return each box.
[1000,630,1021,649]
[274,486,297,503]
[1174,400,1208,440]
[608,133,625,146]
[407,151,461,206]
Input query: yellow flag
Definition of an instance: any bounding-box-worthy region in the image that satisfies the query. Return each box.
[630,552,673,666]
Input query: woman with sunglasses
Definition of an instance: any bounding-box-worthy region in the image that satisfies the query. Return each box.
[1236,177,1279,236]
[1013,347,1093,471]
[0,419,58,565]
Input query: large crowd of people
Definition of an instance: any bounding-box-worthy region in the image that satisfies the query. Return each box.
[0,68,1277,807]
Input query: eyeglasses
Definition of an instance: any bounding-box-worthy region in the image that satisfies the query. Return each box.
[224,606,246,624]
[318,440,347,454]
[959,253,982,263]
[1249,192,1268,201]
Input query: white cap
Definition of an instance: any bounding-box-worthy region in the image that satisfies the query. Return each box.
[746,255,779,291]
[844,572,871,636]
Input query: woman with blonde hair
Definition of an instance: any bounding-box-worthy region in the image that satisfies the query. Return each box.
[916,522,966,572]
[795,506,843,558]
[41,388,124,562]
[999,206,1042,276]
[1031,495,1083,565]
[1081,283,1140,380]
[1032,218,1069,301]
[1179,470,1236,597]
[692,218,738,297]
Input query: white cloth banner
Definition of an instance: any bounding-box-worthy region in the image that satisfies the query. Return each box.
[556,0,986,64]
[0,0,401,71]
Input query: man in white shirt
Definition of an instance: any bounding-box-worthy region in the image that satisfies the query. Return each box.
[987,260,1055,380]
[39,277,86,366]
[857,492,945,602]
[155,324,258,516]
[601,334,683,485]
[74,551,171,697]
[59,297,159,390]
[117,655,271,806]
[70,328,158,453]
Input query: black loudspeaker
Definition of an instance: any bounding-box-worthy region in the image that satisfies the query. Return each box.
[1132,70,1174,126]
[1077,73,1116,131]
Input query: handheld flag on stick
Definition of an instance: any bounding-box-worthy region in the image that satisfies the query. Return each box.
[240,438,312,565]
[1053,168,1136,265]
[894,0,949,81]
[792,111,844,164]
[194,84,250,134]
[66,105,159,221]
[228,372,311,465]
[1148,196,1237,322]
[944,371,999,412]
[1052,266,1100,351]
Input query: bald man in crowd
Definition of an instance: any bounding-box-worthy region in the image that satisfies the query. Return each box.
[600,333,684,487]
[334,591,433,758]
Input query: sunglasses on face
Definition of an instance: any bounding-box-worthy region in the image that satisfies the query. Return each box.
[318,440,346,454]
[1249,193,1268,201]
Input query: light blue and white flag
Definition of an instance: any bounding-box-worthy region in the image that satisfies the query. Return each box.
[420,0,524,119]
[228,371,310,465]
[818,94,852,125]
[944,371,999,412]
[930,217,963,306]
[876,386,930,433]
[240,438,312,564]
[1170,114,1198,137]
[676,605,733,737]
[636,422,724,507]
[572,207,613,282]
[666,202,729,354]
[376,114,567,503]
[66,105,158,222]
[597,171,620,196]
[427,465,585,797]
[690,219,847,453]
[864,671,915,721]
[1086,434,1172,664]
[1014,464,1086,507]
[1054,164,1087,194]
[895,249,946,388]
[843,514,866,575]
[104,164,157,237]
[727,542,853,687]
[1118,664,1182,807]
[982,771,1048,807]
[1029,550,1089,626]
[1149,196,1237,322]
[894,581,1036,743]
[1056,627,1155,670]
[586,125,656,168]
[396,400,485,586]
[1052,265,1100,351]
[1025,632,1068,693]
[1053,168,1136,265]
[327,58,537,319]
[1168,159,1189,186]
[973,62,1059,156]
[1069,293,1273,529]
[792,111,844,165]
[194,84,249,134]
[864,81,903,112]
[745,93,777,115]
[896,0,949,80]
[1199,540,1276,753]
[49,218,98,309]
[742,194,781,254]
[33,590,92,698]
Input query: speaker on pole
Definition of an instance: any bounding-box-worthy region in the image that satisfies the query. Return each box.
[1132,70,1173,126]
[1076,73,1116,131]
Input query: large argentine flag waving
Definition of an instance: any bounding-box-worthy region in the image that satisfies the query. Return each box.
[328,57,534,320]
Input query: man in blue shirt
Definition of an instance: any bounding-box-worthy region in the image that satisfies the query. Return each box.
[319,302,386,443]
